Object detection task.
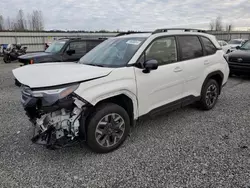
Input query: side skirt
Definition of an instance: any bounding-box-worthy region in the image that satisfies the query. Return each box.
[139,95,200,120]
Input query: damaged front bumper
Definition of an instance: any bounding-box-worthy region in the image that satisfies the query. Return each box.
[20,85,89,149]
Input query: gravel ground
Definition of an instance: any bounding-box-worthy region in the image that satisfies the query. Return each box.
[1,61,250,188]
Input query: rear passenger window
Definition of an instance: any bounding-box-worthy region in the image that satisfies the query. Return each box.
[201,37,217,55]
[178,36,203,61]
[86,40,102,52]
[69,41,86,53]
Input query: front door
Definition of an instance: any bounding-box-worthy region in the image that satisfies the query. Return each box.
[134,36,184,116]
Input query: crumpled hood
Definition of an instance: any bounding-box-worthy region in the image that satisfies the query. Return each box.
[12,62,113,88]
[18,52,52,60]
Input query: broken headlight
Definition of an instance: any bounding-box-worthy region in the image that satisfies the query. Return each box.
[31,84,80,106]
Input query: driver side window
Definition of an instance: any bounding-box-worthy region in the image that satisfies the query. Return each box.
[145,37,177,66]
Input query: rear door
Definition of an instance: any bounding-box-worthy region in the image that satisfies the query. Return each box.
[62,41,87,62]
[177,35,217,98]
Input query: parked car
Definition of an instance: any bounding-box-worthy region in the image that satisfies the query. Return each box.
[12,29,229,153]
[226,40,250,76]
[218,40,228,47]
[218,40,228,53]
[18,38,107,66]
[224,39,248,54]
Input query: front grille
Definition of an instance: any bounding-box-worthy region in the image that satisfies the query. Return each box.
[19,58,30,65]
[229,57,250,64]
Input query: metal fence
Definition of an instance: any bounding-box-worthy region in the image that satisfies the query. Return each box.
[208,31,250,42]
[0,32,117,52]
[0,31,250,52]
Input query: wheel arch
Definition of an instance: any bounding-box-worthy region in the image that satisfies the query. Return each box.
[202,71,224,95]
[79,91,138,140]
[94,94,135,127]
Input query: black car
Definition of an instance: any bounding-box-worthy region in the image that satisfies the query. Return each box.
[227,40,250,75]
[18,38,107,66]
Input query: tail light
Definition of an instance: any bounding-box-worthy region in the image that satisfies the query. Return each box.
[30,59,34,64]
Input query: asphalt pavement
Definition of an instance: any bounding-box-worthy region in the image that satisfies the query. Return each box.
[0,61,250,188]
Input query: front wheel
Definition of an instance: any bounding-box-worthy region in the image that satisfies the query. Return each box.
[199,79,219,110]
[86,103,130,153]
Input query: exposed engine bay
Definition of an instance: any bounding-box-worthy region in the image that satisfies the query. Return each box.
[21,84,87,149]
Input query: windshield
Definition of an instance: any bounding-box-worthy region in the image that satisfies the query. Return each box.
[45,41,66,53]
[241,41,250,50]
[79,37,146,67]
[228,40,242,45]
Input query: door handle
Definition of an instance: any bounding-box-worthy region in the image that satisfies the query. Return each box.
[174,67,182,72]
[204,60,210,65]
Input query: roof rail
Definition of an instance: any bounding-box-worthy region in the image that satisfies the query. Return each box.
[98,37,109,40]
[57,37,108,41]
[116,31,150,37]
[152,28,207,34]
[58,37,82,40]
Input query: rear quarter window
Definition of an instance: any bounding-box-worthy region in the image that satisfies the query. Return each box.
[201,37,217,55]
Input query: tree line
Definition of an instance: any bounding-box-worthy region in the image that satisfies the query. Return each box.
[209,16,233,31]
[0,9,44,31]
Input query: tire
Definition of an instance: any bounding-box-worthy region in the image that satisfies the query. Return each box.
[86,103,130,153]
[199,79,219,110]
[3,55,11,63]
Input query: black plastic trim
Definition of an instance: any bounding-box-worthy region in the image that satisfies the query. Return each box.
[202,71,224,94]
[141,95,200,118]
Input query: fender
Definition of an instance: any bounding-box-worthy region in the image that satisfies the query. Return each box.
[74,67,139,119]
[91,90,138,119]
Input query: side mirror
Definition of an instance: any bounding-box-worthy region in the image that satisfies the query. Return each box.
[66,49,75,55]
[143,59,158,73]
[236,46,240,50]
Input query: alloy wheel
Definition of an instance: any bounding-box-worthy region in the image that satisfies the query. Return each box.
[205,84,218,107]
[95,113,125,147]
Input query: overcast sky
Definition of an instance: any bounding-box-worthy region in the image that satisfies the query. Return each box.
[0,0,250,31]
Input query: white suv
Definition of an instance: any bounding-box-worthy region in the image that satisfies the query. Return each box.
[13,29,229,153]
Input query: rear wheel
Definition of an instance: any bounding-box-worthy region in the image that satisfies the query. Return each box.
[86,103,130,153]
[199,79,219,110]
